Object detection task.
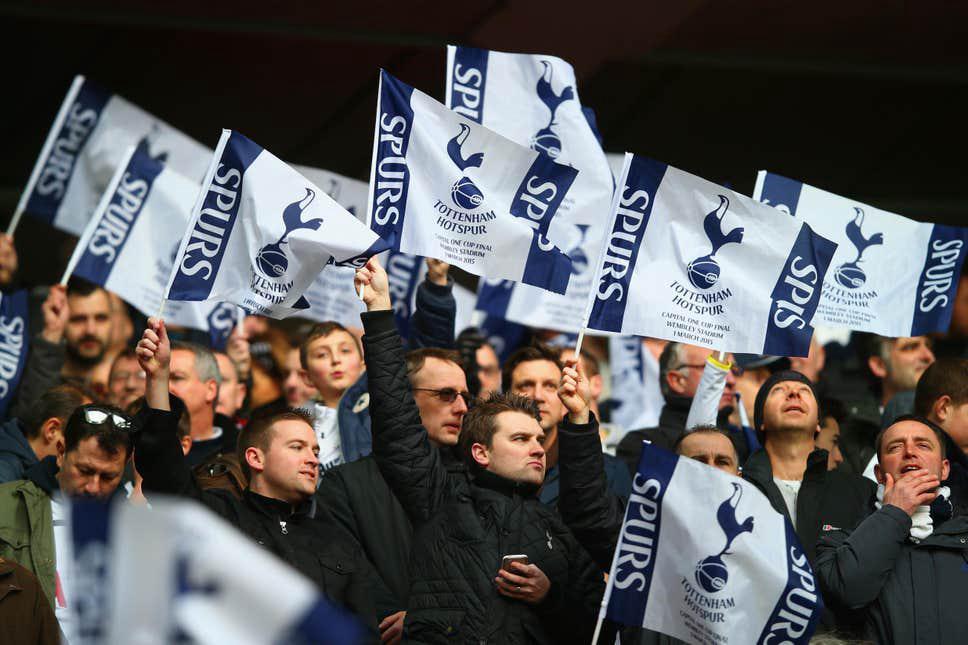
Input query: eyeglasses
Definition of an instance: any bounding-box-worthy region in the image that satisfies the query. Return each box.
[413,388,472,404]
[83,407,133,430]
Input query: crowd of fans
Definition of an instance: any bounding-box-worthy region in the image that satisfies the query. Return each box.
[0,229,966,644]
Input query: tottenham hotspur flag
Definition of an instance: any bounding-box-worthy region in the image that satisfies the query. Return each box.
[754,171,968,337]
[586,154,837,356]
[166,130,389,318]
[604,444,822,644]
[369,70,576,295]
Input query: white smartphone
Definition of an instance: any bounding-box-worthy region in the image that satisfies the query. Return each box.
[501,554,530,572]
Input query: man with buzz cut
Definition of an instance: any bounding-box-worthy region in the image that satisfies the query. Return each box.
[134,318,383,635]
[354,258,604,644]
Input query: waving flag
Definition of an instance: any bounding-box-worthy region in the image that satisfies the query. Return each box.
[608,335,662,434]
[0,290,29,419]
[63,146,237,346]
[754,171,968,337]
[369,69,576,294]
[446,46,614,331]
[586,154,837,356]
[167,130,388,319]
[601,444,821,644]
[294,165,369,222]
[14,75,211,236]
[69,498,363,645]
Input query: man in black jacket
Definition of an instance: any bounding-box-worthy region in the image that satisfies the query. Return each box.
[816,416,968,644]
[355,259,604,644]
[135,318,381,637]
[616,342,737,475]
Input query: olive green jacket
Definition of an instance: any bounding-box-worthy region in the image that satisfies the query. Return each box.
[0,459,56,607]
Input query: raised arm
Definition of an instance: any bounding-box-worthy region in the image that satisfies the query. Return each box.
[356,259,451,522]
[408,258,456,349]
[557,358,626,570]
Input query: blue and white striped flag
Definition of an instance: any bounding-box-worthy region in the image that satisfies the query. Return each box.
[294,165,369,222]
[586,154,837,356]
[69,498,363,645]
[754,171,968,337]
[15,75,211,236]
[167,130,388,319]
[447,46,614,331]
[369,69,576,294]
[602,444,821,643]
[63,146,237,347]
[0,290,29,419]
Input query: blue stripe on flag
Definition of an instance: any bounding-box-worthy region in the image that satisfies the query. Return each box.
[479,315,528,364]
[26,78,110,222]
[207,303,238,351]
[589,155,666,333]
[522,232,572,294]
[605,443,678,627]
[755,520,822,644]
[70,499,114,643]
[763,223,836,357]
[448,46,489,124]
[509,154,579,238]
[758,172,803,216]
[385,250,423,338]
[370,70,415,251]
[74,149,164,287]
[582,107,603,146]
[0,290,30,419]
[911,224,968,336]
[291,598,365,645]
[168,131,261,301]
[476,279,514,320]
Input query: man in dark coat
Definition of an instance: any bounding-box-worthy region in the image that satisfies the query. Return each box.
[355,259,604,644]
[816,416,968,644]
[134,318,382,637]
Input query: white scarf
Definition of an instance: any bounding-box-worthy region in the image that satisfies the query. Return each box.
[876,484,952,540]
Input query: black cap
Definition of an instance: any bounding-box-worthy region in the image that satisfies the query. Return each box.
[753,370,818,443]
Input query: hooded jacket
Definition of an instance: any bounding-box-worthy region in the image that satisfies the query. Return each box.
[0,417,37,484]
[363,309,604,644]
[816,504,968,644]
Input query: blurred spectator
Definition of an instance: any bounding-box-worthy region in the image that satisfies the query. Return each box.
[911,358,968,509]
[674,425,740,476]
[817,416,965,643]
[504,344,631,506]
[214,351,247,422]
[282,344,316,409]
[817,397,847,471]
[617,342,738,475]
[62,279,115,390]
[106,348,145,409]
[0,404,131,630]
[0,384,92,484]
[456,326,501,397]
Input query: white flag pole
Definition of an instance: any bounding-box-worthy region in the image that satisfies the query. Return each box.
[5,208,24,237]
[574,152,634,359]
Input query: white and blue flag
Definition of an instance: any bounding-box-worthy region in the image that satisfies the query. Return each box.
[608,335,662,433]
[294,165,369,222]
[754,171,968,337]
[369,70,576,294]
[69,498,363,645]
[167,130,389,319]
[64,146,238,349]
[0,290,29,419]
[586,154,837,356]
[447,46,615,331]
[16,75,211,236]
[603,444,821,644]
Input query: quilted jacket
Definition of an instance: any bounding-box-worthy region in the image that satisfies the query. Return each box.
[362,309,604,644]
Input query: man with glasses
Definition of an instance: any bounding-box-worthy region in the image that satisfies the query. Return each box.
[616,342,737,475]
[0,403,132,637]
[315,347,471,645]
[107,349,146,410]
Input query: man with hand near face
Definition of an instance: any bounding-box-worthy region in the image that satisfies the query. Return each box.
[817,416,968,644]
[354,258,603,644]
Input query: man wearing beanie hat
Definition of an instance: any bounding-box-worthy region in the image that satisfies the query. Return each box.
[742,370,876,635]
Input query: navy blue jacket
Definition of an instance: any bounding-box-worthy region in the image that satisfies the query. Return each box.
[0,418,36,485]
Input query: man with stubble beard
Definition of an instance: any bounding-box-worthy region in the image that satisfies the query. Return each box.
[62,279,114,391]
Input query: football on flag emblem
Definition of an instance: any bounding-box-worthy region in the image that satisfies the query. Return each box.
[686,195,744,290]
[447,124,485,209]
[833,207,883,289]
[695,483,754,593]
[531,60,574,159]
[255,188,322,278]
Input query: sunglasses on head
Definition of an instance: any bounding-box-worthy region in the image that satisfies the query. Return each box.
[413,387,472,404]
[82,407,133,430]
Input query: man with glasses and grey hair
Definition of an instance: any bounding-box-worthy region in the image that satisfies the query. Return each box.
[315,346,471,645]
[616,342,738,475]
[0,403,133,638]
